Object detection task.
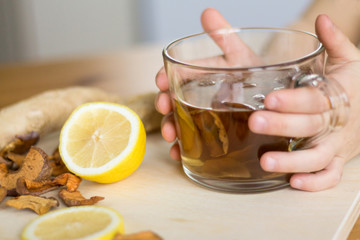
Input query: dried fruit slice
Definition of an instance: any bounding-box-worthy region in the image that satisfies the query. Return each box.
[6,195,59,215]
[174,101,202,159]
[22,205,124,240]
[0,147,52,196]
[58,189,104,207]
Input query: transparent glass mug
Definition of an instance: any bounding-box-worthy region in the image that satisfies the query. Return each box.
[163,28,349,193]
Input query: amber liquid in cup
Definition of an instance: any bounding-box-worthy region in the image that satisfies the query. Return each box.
[174,78,291,192]
[165,27,349,192]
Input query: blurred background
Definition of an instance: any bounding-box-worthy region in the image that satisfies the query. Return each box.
[0,0,311,65]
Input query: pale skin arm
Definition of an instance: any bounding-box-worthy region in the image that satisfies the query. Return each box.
[155,7,360,192]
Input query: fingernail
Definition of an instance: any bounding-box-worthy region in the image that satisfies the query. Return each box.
[264,156,276,171]
[292,178,303,189]
[324,14,336,33]
[266,96,278,110]
[329,18,336,33]
[154,94,161,112]
[251,115,267,132]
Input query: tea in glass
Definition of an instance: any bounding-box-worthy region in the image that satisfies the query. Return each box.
[174,77,291,192]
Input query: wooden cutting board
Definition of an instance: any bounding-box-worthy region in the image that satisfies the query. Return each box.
[1,132,360,240]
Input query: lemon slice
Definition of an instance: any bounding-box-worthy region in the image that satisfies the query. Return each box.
[59,102,146,183]
[22,205,124,240]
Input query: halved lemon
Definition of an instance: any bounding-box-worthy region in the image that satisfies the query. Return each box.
[59,102,146,183]
[22,205,124,240]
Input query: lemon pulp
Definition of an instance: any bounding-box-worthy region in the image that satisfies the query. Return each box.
[59,102,146,183]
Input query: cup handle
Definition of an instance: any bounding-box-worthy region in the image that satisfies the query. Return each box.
[288,73,350,151]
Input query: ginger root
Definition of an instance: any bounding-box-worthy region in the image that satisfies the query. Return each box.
[124,93,163,133]
[0,87,120,150]
[0,86,162,150]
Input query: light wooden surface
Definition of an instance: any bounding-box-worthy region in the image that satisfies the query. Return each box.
[0,45,163,108]
[1,45,360,240]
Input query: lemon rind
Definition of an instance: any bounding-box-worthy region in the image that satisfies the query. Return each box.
[22,205,124,240]
[59,102,143,176]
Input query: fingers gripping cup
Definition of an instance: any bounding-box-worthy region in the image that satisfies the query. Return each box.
[163,28,349,193]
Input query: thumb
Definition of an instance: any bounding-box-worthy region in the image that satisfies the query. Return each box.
[315,14,359,64]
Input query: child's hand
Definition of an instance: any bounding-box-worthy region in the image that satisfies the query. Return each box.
[155,10,360,192]
[249,15,360,191]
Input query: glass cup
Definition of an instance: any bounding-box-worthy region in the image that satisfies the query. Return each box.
[162,27,349,193]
